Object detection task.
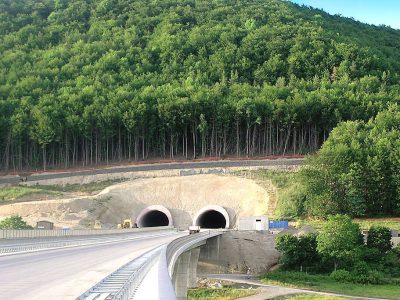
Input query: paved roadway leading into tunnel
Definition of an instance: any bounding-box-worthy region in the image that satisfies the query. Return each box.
[0,231,185,300]
[0,158,304,185]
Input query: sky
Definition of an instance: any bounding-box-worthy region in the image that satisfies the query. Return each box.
[290,0,400,29]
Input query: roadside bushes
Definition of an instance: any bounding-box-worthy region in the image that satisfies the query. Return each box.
[276,233,321,272]
[0,215,33,229]
[330,268,385,285]
[274,215,399,284]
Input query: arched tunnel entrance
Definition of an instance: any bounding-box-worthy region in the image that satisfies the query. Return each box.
[193,205,230,229]
[136,205,173,228]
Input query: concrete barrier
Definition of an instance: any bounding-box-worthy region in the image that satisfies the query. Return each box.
[0,226,173,239]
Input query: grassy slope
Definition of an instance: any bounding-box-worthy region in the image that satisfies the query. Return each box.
[275,296,347,300]
[0,186,61,203]
[261,271,400,299]
[0,179,126,204]
[187,288,257,300]
[233,169,303,218]
[240,169,400,229]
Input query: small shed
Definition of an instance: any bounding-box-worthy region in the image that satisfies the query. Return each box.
[238,216,269,231]
[36,220,54,230]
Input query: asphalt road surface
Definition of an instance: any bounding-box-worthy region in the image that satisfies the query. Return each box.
[0,158,304,185]
[0,232,184,300]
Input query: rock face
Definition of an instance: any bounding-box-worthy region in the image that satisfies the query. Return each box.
[197,231,280,275]
[0,174,275,229]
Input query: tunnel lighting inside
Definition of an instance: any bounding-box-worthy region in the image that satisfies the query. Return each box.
[136,205,173,228]
[196,210,226,229]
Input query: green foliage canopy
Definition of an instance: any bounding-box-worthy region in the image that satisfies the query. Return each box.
[1,0,400,170]
[316,215,362,271]
[0,215,33,229]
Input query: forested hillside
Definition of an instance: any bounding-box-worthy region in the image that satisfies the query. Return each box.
[1,0,400,170]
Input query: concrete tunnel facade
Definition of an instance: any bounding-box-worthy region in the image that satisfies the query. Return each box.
[136,205,173,228]
[193,205,230,229]
[83,174,271,229]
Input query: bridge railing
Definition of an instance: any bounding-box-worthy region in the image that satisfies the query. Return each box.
[166,230,224,276]
[0,226,173,239]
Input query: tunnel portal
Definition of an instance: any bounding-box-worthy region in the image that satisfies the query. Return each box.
[138,210,169,227]
[193,205,230,229]
[136,205,173,228]
[195,210,226,228]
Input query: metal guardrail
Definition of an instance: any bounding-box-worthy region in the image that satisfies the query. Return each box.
[166,230,224,276]
[0,226,173,239]
[0,228,174,256]
[74,230,224,300]
[77,246,163,300]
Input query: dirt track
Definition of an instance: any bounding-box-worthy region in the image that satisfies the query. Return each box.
[0,158,303,186]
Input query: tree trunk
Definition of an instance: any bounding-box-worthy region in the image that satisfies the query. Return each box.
[42,145,46,171]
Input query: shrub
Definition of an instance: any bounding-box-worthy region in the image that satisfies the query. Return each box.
[0,215,33,229]
[367,226,392,253]
[330,270,352,282]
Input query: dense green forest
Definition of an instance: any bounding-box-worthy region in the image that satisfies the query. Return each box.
[301,105,400,217]
[1,0,400,170]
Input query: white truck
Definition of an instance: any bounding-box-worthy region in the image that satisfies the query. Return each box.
[189,225,200,234]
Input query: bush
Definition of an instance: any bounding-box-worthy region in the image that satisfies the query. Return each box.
[364,270,385,285]
[367,226,392,253]
[330,263,385,285]
[330,270,352,282]
[0,215,33,229]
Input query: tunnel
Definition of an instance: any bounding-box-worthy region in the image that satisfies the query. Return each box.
[193,205,230,229]
[136,205,173,228]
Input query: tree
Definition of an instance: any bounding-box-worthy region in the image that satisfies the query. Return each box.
[1,0,400,171]
[0,215,33,229]
[317,215,362,271]
[276,233,320,272]
[302,105,400,217]
[367,226,392,253]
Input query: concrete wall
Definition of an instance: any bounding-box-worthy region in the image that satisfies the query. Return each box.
[197,230,280,275]
[238,216,269,231]
[393,237,400,247]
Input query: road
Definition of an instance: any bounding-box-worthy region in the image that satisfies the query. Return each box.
[0,158,304,185]
[0,232,184,300]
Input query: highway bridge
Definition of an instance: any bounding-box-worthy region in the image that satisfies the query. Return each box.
[0,228,224,300]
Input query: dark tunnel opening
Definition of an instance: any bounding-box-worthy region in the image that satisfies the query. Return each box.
[138,210,170,227]
[195,210,227,229]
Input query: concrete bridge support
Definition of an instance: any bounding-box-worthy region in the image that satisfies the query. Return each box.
[172,247,201,300]
[188,248,200,288]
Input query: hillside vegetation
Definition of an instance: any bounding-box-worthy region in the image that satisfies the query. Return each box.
[1,0,400,170]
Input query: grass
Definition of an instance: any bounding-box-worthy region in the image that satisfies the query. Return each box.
[274,295,347,300]
[238,170,400,229]
[0,179,126,204]
[261,271,400,299]
[297,218,400,230]
[37,179,127,193]
[233,169,302,218]
[188,288,258,300]
[0,186,61,203]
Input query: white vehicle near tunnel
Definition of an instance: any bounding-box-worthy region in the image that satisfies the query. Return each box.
[188,225,200,234]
